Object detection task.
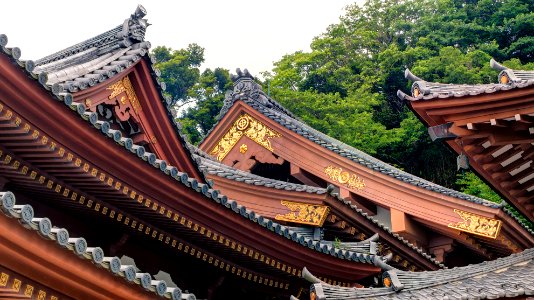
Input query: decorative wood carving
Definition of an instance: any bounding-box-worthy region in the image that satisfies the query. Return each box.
[447,209,502,239]
[83,76,143,136]
[275,201,330,226]
[210,113,281,161]
[324,165,365,190]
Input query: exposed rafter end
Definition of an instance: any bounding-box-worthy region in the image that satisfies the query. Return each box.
[404,69,424,82]
[428,123,457,141]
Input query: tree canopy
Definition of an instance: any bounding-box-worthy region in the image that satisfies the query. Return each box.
[152,0,534,224]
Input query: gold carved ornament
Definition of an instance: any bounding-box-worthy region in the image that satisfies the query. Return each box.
[107,76,142,116]
[324,165,365,190]
[210,113,281,161]
[239,144,248,154]
[447,209,502,239]
[275,201,330,227]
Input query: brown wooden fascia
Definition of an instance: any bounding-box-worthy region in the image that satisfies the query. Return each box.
[72,60,204,181]
[0,214,155,300]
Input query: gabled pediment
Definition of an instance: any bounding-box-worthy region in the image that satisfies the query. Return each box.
[24,5,203,180]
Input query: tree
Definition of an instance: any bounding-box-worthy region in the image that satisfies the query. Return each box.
[180,68,232,144]
[153,44,205,106]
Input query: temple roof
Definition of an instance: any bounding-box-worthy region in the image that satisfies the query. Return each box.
[192,147,445,268]
[0,191,192,300]
[0,10,406,289]
[31,5,152,94]
[210,70,503,209]
[0,5,204,180]
[303,247,534,300]
[398,59,534,102]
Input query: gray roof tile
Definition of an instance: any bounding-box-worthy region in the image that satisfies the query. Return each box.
[305,247,534,300]
[0,191,189,300]
[398,60,534,102]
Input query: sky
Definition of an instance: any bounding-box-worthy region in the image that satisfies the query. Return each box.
[0,1,360,77]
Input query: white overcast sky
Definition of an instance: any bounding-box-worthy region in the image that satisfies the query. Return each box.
[0,1,360,77]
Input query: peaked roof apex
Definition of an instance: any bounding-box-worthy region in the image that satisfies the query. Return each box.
[34,4,150,67]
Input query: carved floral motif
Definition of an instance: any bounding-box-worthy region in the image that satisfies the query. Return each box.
[275,201,330,226]
[210,113,281,161]
[324,165,365,190]
[447,209,502,239]
[107,76,141,115]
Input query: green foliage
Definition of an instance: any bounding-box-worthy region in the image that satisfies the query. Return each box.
[180,68,232,144]
[456,172,503,203]
[154,0,534,224]
[153,44,205,105]
[152,45,231,144]
[267,0,534,188]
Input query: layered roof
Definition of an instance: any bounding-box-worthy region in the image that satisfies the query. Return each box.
[0,191,192,300]
[398,59,534,223]
[200,68,534,264]
[205,70,502,208]
[194,149,444,269]
[302,247,534,300]
[0,6,401,294]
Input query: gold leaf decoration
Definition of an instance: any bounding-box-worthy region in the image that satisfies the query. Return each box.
[210,113,281,161]
[324,165,365,190]
[107,76,141,113]
[275,201,330,226]
[447,209,502,239]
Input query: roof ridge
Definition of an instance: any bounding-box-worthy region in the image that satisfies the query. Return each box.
[0,191,189,300]
[250,98,502,209]
[35,5,149,66]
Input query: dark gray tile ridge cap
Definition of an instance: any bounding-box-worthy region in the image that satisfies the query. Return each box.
[35,5,149,67]
[398,68,534,102]
[306,247,534,299]
[0,47,384,268]
[193,153,327,195]
[287,227,380,255]
[243,96,502,209]
[27,5,151,93]
[491,58,534,83]
[0,191,187,300]
[35,42,151,93]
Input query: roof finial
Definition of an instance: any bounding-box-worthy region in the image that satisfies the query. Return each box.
[132,4,147,19]
[404,69,424,82]
[490,58,508,71]
[231,68,254,82]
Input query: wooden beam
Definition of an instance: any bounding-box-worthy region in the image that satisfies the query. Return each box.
[488,132,534,146]
[490,118,507,127]
[339,188,377,216]
[427,123,456,141]
[515,114,534,124]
